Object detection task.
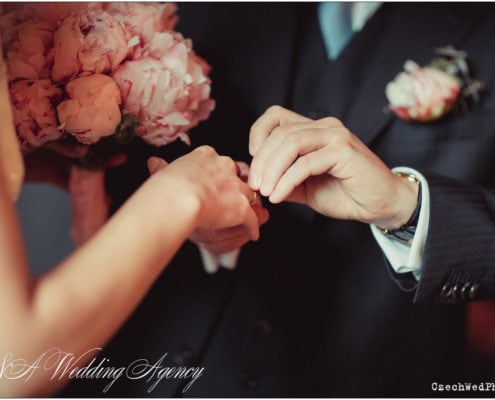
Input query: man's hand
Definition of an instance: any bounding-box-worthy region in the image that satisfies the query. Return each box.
[248,106,418,230]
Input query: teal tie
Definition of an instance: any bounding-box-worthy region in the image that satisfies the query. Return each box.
[318,2,354,60]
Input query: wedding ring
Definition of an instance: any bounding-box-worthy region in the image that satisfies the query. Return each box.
[251,191,258,205]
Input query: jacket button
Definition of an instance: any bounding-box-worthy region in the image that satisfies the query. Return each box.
[239,372,258,389]
[469,283,480,299]
[173,346,194,366]
[307,110,322,119]
[253,318,272,335]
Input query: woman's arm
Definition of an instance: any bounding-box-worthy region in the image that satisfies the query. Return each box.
[0,147,259,396]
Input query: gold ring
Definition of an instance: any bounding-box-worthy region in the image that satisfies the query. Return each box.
[251,191,258,204]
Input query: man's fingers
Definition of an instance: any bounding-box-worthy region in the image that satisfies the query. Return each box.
[256,126,331,196]
[269,147,337,203]
[249,105,310,157]
[249,122,310,189]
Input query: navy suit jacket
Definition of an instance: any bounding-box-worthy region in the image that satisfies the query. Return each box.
[60,2,495,397]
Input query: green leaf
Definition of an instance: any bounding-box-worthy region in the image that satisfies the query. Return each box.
[113,114,140,144]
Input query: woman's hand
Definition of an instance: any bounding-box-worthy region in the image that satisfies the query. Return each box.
[148,146,261,241]
[188,161,269,254]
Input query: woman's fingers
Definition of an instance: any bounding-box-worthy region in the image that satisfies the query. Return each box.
[147,156,169,174]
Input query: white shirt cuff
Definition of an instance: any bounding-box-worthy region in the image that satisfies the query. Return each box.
[198,246,241,274]
[370,167,430,281]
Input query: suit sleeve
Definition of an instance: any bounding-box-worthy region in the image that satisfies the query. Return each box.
[414,173,495,303]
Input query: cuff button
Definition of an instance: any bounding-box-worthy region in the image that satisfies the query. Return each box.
[460,282,471,300]
[441,283,452,299]
[469,283,480,299]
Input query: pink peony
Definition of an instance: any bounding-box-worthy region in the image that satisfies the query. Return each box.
[10,79,63,150]
[112,32,215,147]
[386,60,461,122]
[0,7,23,49]
[105,2,178,46]
[25,2,100,25]
[3,19,55,81]
[57,74,122,144]
[52,8,132,83]
[0,3,93,45]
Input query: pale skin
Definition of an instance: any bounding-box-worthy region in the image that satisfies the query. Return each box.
[247,105,419,230]
[0,138,259,396]
[190,161,270,253]
[190,106,419,254]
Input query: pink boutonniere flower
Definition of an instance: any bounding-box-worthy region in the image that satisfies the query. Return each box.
[386,46,483,122]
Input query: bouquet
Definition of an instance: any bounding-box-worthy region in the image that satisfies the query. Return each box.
[1,2,215,244]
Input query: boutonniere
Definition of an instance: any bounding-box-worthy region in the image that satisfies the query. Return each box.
[385,46,483,122]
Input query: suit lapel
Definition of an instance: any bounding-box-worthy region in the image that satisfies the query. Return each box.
[342,3,484,146]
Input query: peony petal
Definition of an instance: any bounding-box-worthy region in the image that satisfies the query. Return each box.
[57,74,122,143]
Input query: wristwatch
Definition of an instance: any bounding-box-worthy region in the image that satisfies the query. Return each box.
[377,173,421,243]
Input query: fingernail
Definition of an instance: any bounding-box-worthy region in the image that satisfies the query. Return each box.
[249,172,261,190]
[260,180,272,197]
[249,141,259,156]
[268,193,283,204]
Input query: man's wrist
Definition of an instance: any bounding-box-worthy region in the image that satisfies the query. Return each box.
[376,172,421,242]
[369,167,430,279]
